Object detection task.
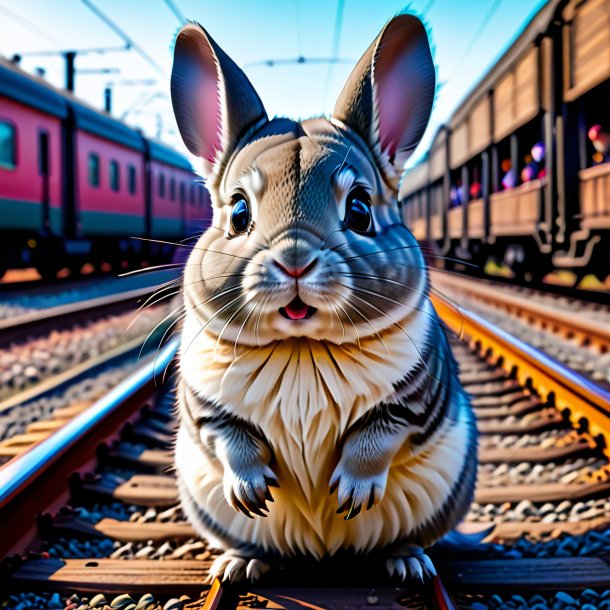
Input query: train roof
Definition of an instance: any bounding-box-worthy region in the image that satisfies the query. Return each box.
[72,103,145,151]
[148,140,194,171]
[449,0,563,127]
[0,59,67,119]
[399,160,430,200]
[0,57,191,168]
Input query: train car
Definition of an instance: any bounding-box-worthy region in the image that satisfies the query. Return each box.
[184,179,211,239]
[399,160,429,243]
[71,104,147,272]
[0,59,67,278]
[400,0,610,285]
[0,58,209,279]
[553,0,610,280]
[149,141,192,240]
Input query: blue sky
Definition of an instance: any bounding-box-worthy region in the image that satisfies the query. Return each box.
[0,0,546,170]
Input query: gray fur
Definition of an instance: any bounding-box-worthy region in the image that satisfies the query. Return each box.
[171,13,477,583]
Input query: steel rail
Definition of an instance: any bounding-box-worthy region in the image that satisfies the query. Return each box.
[431,269,610,350]
[0,338,178,556]
[432,293,610,458]
[0,334,146,416]
[0,285,161,348]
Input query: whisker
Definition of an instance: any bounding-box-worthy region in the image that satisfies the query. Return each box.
[182,292,245,359]
[119,262,187,277]
[328,286,384,353]
[132,236,266,267]
[155,311,186,380]
[126,289,182,332]
[214,297,253,355]
[255,295,270,348]
[333,283,438,385]
[336,272,443,325]
[233,299,261,359]
[138,286,182,311]
[337,271,429,302]
[201,271,248,284]
[319,225,346,251]
[425,255,479,268]
[332,297,361,350]
[179,226,223,244]
[332,237,478,269]
[336,144,353,176]
[340,244,424,262]
[136,280,183,312]
[191,284,243,313]
[325,297,345,345]
[428,285,467,340]
[139,304,185,360]
[335,291,390,356]
[342,283,461,357]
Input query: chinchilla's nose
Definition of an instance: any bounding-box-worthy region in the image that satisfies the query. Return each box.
[273,258,318,279]
[270,228,320,279]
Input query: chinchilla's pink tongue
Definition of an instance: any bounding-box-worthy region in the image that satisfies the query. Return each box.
[284,298,309,320]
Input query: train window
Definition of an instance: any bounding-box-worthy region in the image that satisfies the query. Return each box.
[109,160,120,192]
[170,177,176,201]
[0,121,16,170]
[180,182,186,205]
[38,131,50,176]
[159,173,166,198]
[128,165,136,195]
[88,153,100,187]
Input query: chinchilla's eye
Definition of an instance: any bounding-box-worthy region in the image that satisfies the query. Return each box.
[230,197,250,234]
[346,189,373,234]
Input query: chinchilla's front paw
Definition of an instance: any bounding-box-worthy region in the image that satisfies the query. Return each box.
[223,460,279,518]
[329,459,389,520]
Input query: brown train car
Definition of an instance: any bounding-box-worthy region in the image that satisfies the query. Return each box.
[554,0,610,280]
[400,0,610,284]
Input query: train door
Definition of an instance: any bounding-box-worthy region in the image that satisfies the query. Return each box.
[39,130,50,232]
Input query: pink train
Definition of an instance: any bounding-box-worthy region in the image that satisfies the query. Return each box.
[0,58,211,278]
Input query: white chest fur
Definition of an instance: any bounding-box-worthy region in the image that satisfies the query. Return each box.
[180,302,432,485]
[177,299,471,556]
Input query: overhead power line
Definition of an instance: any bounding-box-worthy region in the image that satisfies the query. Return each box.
[447,0,503,81]
[80,0,168,77]
[294,0,303,57]
[122,90,170,120]
[162,0,187,24]
[243,56,352,69]
[107,78,157,87]
[421,0,436,17]
[321,0,345,108]
[15,45,129,57]
[0,4,63,48]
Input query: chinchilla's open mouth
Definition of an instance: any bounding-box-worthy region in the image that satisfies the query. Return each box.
[279,295,317,320]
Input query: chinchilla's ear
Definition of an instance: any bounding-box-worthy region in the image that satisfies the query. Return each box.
[171,23,268,179]
[332,14,435,187]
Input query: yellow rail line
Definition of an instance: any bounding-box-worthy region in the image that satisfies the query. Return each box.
[431,292,610,459]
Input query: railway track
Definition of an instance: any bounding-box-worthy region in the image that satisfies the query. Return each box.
[0,280,175,349]
[3,292,610,608]
[0,269,180,323]
[431,269,610,388]
[0,278,179,466]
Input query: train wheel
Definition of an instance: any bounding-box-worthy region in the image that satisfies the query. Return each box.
[67,260,84,277]
[504,243,526,278]
[35,260,63,280]
[33,239,65,280]
[524,266,549,286]
[505,243,551,286]
[0,242,10,280]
